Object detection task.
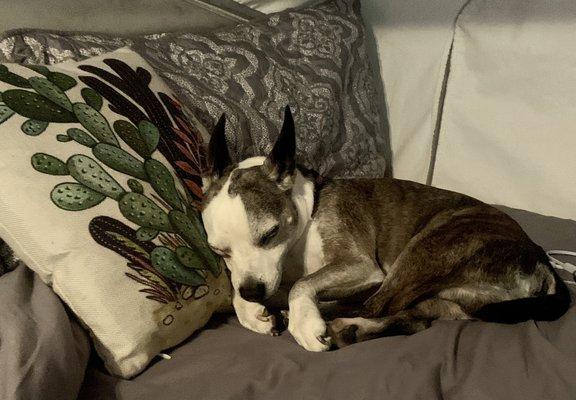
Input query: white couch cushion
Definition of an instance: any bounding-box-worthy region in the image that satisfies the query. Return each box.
[433,0,576,220]
[361,0,467,182]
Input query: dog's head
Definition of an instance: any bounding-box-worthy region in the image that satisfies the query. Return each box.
[201,106,313,302]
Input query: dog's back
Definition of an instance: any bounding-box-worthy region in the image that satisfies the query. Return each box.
[315,177,569,341]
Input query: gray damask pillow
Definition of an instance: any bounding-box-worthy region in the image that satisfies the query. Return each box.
[0,0,386,178]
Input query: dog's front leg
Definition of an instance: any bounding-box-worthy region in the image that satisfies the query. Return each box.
[233,290,278,336]
[288,258,382,351]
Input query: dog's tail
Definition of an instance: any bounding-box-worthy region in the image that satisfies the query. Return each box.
[473,258,571,324]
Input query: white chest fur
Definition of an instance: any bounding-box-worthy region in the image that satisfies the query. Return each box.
[302,220,325,275]
[282,219,325,284]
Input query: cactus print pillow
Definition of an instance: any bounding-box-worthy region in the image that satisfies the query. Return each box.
[0,48,231,378]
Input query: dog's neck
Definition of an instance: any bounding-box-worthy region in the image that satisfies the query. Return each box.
[281,169,321,282]
[293,170,316,227]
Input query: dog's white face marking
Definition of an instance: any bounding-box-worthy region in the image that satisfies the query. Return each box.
[202,156,314,300]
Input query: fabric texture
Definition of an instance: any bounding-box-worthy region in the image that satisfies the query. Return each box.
[0,0,386,178]
[432,0,576,220]
[0,238,19,276]
[0,264,91,400]
[75,206,576,400]
[0,48,231,378]
[0,0,240,35]
[233,0,318,14]
[360,0,467,183]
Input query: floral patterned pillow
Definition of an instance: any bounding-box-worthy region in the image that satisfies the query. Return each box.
[0,0,387,178]
[0,48,230,378]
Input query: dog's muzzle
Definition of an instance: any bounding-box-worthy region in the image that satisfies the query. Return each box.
[238,280,266,302]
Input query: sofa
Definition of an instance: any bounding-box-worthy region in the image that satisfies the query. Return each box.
[1,1,575,399]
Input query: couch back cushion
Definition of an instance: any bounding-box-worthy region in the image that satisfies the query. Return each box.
[432,0,576,220]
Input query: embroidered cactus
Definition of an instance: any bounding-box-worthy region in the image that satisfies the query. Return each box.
[67,154,125,200]
[175,246,206,270]
[67,128,97,148]
[13,60,219,309]
[136,227,159,242]
[81,88,103,111]
[169,210,220,275]
[47,71,76,91]
[138,120,160,155]
[28,76,73,112]
[113,120,150,158]
[0,105,14,124]
[57,134,72,142]
[145,158,183,211]
[31,153,69,176]
[51,182,106,211]
[127,179,144,194]
[151,246,205,286]
[73,103,119,146]
[2,90,77,122]
[92,143,147,180]
[0,65,31,88]
[21,119,49,136]
[118,192,173,232]
[25,65,50,76]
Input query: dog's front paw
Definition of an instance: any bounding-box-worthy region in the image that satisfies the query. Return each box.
[235,299,278,336]
[327,318,360,348]
[288,306,331,352]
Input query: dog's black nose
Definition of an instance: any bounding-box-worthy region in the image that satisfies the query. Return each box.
[239,282,266,302]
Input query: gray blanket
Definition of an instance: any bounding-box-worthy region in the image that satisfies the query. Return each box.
[76,206,576,400]
[0,264,90,400]
[1,207,575,400]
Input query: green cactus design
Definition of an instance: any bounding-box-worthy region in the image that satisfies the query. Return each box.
[21,119,49,136]
[93,143,147,180]
[168,210,220,275]
[51,182,106,211]
[25,65,50,76]
[12,60,219,310]
[57,134,72,142]
[67,128,97,148]
[0,65,32,88]
[145,158,183,211]
[2,90,77,122]
[175,246,206,270]
[187,210,209,241]
[31,153,69,175]
[118,192,173,232]
[67,154,125,200]
[151,247,205,286]
[127,179,144,194]
[113,120,150,158]
[136,227,159,241]
[47,72,77,91]
[138,120,160,155]
[0,105,14,124]
[73,103,119,146]
[81,88,103,111]
[28,76,73,112]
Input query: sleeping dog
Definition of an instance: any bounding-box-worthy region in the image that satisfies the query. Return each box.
[201,106,570,351]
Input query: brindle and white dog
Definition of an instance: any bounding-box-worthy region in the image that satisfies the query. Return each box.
[201,106,569,351]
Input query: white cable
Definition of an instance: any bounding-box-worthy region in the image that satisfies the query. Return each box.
[547,250,576,275]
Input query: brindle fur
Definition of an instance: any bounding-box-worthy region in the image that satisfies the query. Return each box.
[310,177,567,346]
[203,107,570,349]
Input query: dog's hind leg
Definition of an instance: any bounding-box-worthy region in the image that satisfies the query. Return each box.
[328,297,471,348]
[288,256,383,351]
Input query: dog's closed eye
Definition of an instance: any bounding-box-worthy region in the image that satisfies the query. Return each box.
[209,245,231,258]
[258,225,279,247]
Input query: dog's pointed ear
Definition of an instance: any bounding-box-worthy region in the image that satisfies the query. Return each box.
[264,105,296,190]
[205,114,231,185]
